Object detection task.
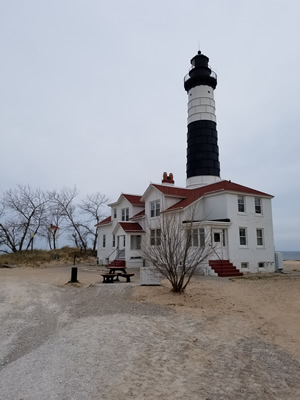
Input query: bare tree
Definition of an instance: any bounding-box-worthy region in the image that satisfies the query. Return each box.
[79,192,110,252]
[0,185,110,252]
[39,201,64,250]
[0,204,9,252]
[0,185,49,252]
[140,211,212,293]
[50,187,88,251]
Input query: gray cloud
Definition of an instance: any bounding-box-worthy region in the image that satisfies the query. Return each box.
[1,0,299,250]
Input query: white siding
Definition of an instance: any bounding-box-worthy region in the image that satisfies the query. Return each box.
[97,223,116,264]
[226,193,275,273]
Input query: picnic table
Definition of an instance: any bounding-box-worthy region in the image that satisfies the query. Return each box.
[101,266,134,283]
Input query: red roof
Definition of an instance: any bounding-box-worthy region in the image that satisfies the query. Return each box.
[119,222,144,232]
[122,194,144,205]
[95,216,111,226]
[130,209,145,220]
[152,184,189,198]
[164,180,273,212]
[98,180,273,224]
[49,224,60,230]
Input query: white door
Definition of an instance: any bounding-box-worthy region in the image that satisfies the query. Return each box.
[212,228,228,260]
[117,235,126,258]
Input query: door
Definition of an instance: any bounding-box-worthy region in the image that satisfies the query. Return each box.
[211,228,228,260]
[117,235,126,259]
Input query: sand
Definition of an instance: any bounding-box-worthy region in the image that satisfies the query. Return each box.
[0,261,299,399]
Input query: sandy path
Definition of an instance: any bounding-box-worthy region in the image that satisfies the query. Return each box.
[0,263,299,399]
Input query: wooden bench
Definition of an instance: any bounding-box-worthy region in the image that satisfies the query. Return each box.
[120,273,135,283]
[101,273,117,283]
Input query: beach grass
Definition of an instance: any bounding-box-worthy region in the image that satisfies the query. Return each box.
[0,247,96,267]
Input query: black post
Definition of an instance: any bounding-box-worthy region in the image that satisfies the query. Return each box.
[71,267,78,282]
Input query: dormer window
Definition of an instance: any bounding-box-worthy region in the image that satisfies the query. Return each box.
[150,200,160,218]
[122,208,129,221]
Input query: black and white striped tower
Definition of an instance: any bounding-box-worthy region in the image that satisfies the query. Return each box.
[184,51,221,188]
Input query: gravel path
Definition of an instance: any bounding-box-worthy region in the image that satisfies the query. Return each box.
[0,268,299,399]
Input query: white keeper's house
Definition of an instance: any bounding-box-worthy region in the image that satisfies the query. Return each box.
[96,50,276,276]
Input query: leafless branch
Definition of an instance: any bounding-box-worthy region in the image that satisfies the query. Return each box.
[140,210,212,293]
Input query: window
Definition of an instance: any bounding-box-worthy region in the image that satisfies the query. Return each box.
[191,229,198,247]
[102,234,106,248]
[131,235,141,250]
[150,229,161,246]
[241,262,248,269]
[222,229,226,247]
[258,262,265,268]
[239,228,247,246]
[214,233,221,242]
[112,234,116,247]
[199,228,205,247]
[190,228,205,247]
[113,208,117,219]
[150,200,160,217]
[256,229,264,246]
[255,198,262,214]
[238,195,245,212]
[121,208,129,221]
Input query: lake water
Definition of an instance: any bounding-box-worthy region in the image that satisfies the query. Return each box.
[279,251,300,261]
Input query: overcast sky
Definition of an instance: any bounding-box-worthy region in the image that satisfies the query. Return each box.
[1,0,299,251]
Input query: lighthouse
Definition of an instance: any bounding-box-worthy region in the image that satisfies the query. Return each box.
[184,51,221,188]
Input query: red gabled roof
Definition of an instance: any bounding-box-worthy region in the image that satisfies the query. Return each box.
[122,194,144,205]
[95,216,111,226]
[165,180,273,212]
[130,209,145,220]
[119,222,144,232]
[151,184,189,198]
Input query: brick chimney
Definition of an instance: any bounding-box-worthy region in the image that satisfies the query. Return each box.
[162,172,175,185]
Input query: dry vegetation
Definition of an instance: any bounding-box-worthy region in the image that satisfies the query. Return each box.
[0,247,96,267]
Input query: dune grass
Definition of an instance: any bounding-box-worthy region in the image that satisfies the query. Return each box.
[0,247,96,267]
